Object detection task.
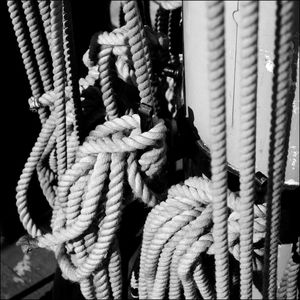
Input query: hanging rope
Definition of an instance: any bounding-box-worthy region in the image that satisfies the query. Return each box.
[22,0,53,94]
[263,2,296,299]
[7,1,46,122]
[123,0,155,119]
[238,1,259,299]
[136,176,266,299]
[206,2,229,298]
[50,1,67,178]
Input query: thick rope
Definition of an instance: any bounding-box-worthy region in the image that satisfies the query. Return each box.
[137,176,266,299]
[206,2,229,298]
[98,47,119,119]
[263,2,295,299]
[123,1,154,110]
[238,2,259,299]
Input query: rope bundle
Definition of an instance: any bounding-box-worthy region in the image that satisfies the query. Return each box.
[11,1,168,298]
[137,176,266,299]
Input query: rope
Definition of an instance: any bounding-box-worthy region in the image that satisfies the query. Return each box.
[263,2,296,299]
[155,1,182,11]
[50,1,67,178]
[22,1,53,93]
[238,1,259,299]
[123,1,154,111]
[98,47,119,119]
[7,1,46,122]
[137,176,266,299]
[206,2,229,298]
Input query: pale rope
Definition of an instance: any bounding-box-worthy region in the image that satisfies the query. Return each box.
[206,2,229,298]
[38,1,52,49]
[16,112,56,237]
[22,1,53,93]
[155,1,182,11]
[7,1,46,123]
[238,1,259,299]
[138,196,204,298]
[277,242,300,299]
[108,240,123,299]
[123,0,154,110]
[263,1,296,299]
[50,1,67,178]
[98,47,119,120]
[138,176,266,299]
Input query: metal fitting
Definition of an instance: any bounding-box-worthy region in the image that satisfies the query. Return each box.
[255,171,268,192]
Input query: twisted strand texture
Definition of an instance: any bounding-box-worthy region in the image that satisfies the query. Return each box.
[7,1,47,123]
[238,2,259,299]
[22,0,53,93]
[50,1,67,177]
[138,176,266,299]
[155,1,182,11]
[16,113,56,237]
[123,1,154,108]
[38,1,52,47]
[263,2,295,299]
[98,47,118,119]
[206,2,229,298]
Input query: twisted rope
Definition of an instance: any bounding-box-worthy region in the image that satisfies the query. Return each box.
[206,2,229,298]
[7,1,46,122]
[123,1,154,110]
[98,47,119,119]
[155,1,182,11]
[50,1,67,177]
[238,2,259,299]
[263,2,296,299]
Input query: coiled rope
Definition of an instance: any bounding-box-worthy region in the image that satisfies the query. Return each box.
[206,2,229,298]
[12,1,168,299]
[263,1,296,299]
[137,176,266,299]
[238,1,259,299]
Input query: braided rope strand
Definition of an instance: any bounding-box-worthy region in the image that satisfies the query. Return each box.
[206,2,229,298]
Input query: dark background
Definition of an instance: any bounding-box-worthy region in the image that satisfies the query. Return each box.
[1,0,113,245]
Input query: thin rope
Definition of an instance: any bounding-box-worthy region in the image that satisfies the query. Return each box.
[206,2,229,298]
[238,1,259,299]
[50,1,67,177]
[263,1,295,299]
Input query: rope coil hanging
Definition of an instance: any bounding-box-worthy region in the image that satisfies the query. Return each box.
[137,176,267,299]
